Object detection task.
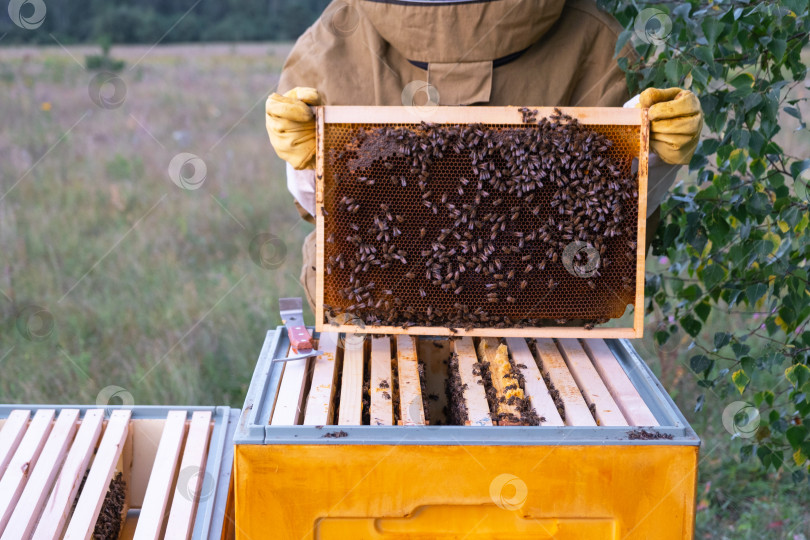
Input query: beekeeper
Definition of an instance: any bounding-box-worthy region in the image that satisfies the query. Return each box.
[265,0,703,309]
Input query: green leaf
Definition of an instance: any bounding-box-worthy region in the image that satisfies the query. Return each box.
[730,72,755,90]
[681,315,702,338]
[702,264,726,290]
[695,301,711,322]
[740,356,755,375]
[732,343,750,358]
[693,46,714,66]
[729,148,746,171]
[768,38,787,61]
[702,18,723,46]
[790,159,810,179]
[733,369,750,394]
[747,192,772,216]
[757,445,774,468]
[690,354,712,374]
[787,425,807,449]
[681,284,702,302]
[786,364,810,389]
[746,283,768,305]
[714,332,731,349]
[614,29,633,58]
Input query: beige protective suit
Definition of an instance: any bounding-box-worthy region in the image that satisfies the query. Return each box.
[276,0,662,309]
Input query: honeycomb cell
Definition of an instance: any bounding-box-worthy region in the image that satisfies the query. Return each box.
[320,111,641,330]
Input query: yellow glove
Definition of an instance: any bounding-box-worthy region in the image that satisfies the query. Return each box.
[265,87,322,170]
[638,87,703,165]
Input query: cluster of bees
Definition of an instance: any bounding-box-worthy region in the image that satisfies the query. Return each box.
[323,109,638,329]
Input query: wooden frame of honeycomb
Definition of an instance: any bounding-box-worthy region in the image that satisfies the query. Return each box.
[314,106,649,338]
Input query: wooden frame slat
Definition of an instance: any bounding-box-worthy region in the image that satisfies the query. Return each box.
[63,409,131,540]
[271,346,312,426]
[370,337,394,426]
[315,107,326,330]
[582,338,658,426]
[504,338,564,426]
[634,108,650,337]
[164,411,213,540]
[396,335,425,425]
[477,338,522,425]
[3,409,79,539]
[338,341,365,426]
[0,408,54,533]
[315,105,649,339]
[32,409,104,540]
[0,410,30,478]
[533,339,595,426]
[321,106,644,125]
[303,332,341,425]
[557,338,627,426]
[452,338,493,426]
[315,325,637,340]
[133,410,188,540]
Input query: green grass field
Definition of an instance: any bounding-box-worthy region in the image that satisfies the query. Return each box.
[0,43,807,539]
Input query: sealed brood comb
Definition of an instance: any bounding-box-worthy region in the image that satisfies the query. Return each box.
[315,106,649,338]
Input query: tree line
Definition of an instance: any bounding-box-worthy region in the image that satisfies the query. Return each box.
[1,0,331,44]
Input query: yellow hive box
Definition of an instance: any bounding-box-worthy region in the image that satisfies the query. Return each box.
[233,329,699,539]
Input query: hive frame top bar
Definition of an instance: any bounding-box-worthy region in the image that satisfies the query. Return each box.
[234,327,699,446]
[0,405,238,540]
[315,105,649,339]
[318,105,644,125]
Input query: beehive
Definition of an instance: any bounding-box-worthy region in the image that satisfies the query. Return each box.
[0,405,237,539]
[315,106,649,338]
[233,327,699,539]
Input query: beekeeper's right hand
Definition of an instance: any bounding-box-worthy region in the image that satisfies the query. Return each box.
[266,87,321,170]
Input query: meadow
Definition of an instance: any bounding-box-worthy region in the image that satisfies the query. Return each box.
[0,43,807,538]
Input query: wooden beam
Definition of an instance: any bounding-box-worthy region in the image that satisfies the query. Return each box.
[133,410,188,540]
[557,338,627,426]
[533,339,595,426]
[581,338,658,426]
[338,339,365,426]
[63,409,131,540]
[504,338,564,426]
[370,337,394,426]
[477,338,522,425]
[303,332,340,425]
[0,410,30,478]
[310,324,637,339]
[164,411,213,540]
[31,409,104,540]
[271,343,312,425]
[0,408,54,533]
[635,107,650,338]
[452,338,492,426]
[3,409,79,539]
[321,106,643,126]
[315,106,326,330]
[396,335,424,425]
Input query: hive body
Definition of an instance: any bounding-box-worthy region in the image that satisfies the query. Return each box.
[234,327,699,540]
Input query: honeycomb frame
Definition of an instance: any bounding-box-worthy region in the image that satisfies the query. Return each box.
[314,106,649,338]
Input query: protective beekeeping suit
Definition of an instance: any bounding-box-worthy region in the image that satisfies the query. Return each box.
[266,0,703,310]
